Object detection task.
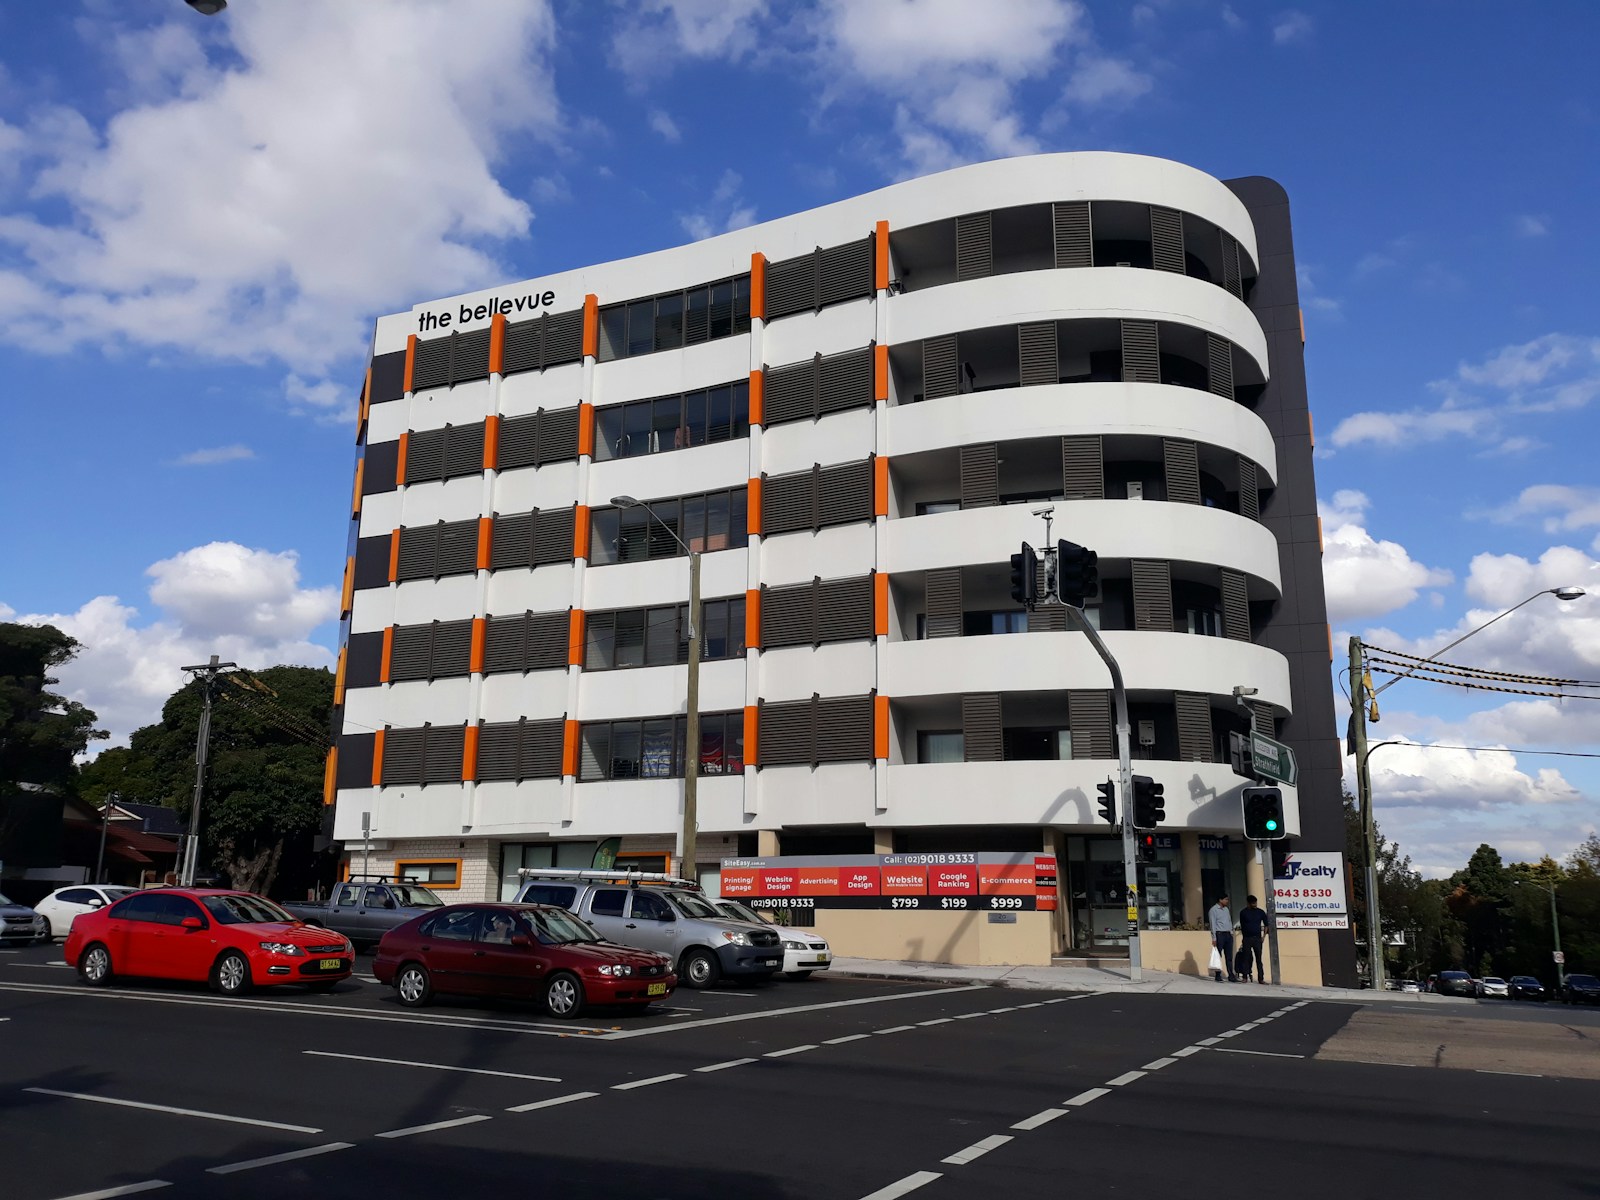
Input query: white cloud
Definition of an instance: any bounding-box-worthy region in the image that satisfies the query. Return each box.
[677,169,758,241]
[1318,491,1453,623]
[0,1,562,387]
[1514,213,1550,238]
[610,0,770,78]
[284,373,346,415]
[1295,263,1341,319]
[648,109,683,143]
[1221,6,1245,31]
[1487,484,1600,535]
[1061,56,1154,106]
[6,542,337,747]
[1271,10,1313,44]
[171,444,254,467]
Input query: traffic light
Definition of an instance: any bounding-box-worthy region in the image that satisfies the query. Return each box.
[1242,786,1286,840]
[1009,542,1039,609]
[1135,833,1157,865]
[1131,774,1166,830]
[1228,730,1255,779]
[1056,539,1099,607]
[1095,779,1116,826]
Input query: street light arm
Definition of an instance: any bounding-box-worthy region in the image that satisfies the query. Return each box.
[1372,591,1547,697]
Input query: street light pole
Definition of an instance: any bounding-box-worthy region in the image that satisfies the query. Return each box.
[612,496,701,884]
[1514,879,1564,991]
[178,654,236,887]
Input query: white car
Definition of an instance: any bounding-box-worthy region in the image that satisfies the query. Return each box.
[34,885,138,938]
[1476,976,1509,999]
[714,899,832,980]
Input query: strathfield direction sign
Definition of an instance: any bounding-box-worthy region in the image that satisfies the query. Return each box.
[1250,731,1298,787]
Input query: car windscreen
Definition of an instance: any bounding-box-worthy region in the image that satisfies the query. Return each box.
[0,892,16,906]
[528,908,602,945]
[721,901,770,925]
[200,894,296,925]
[669,893,721,919]
[389,885,444,908]
[1570,975,1599,985]
[104,888,136,899]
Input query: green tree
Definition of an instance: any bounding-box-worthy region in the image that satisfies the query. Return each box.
[1558,833,1600,975]
[1447,843,1513,975]
[1342,788,1456,978]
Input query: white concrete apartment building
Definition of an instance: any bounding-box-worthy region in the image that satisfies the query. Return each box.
[328,151,1352,984]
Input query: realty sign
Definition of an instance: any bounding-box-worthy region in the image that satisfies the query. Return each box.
[1272,852,1346,917]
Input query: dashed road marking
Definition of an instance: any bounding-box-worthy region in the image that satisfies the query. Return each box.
[24,1088,321,1133]
[987,1008,1016,1015]
[506,1091,599,1112]
[860,1170,944,1199]
[612,1073,685,1090]
[1216,1030,1241,1038]
[941,1134,1013,1165]
[1171,1046,1203,1057]
[377,1114,492,1139]
[1477,1069,1542,1078]
[1142,1057,1178,1070]
[765,1044,817,1058]
[50,1185,170,1200]
[1064,1087,1111,1107]
[1011,1108,1068,1130]
[823,1033,871,1045]
[1215,1048,1305,1059]
[1015,1002,1043,1009]
[207,1143,355,1175]
[875,1025,918,1034]
[303,1050,561,1082]
[1196,1037,1224,1046]
[1105,1070,1145,1086]
[952,1012,985,1020]
[605,984,985,1040]
[695,1058,758,1073]
[917,1018,953,1026]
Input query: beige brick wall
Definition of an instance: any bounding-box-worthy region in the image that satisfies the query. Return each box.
[345,838,497,901]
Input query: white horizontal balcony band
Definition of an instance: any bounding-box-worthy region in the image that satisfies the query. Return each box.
[568,776,747,840]
[480,671,573,724]
[484,564,579,616]
[498,364,583,418]
[888,269,1269,382]
[750,763,878,827]
[882,503,1282,596]
[761,299,878,368]
[471,778,566,834]
[760,408,875,477]
[343,677,475,738]
[593,336,751,406]
[757,644,878,704]
[582,550,749,611]
[369,378,496,444]
[493,460,583,520]
[883,631,1291,712]
[371,475,495,527]
[374,152,1257,355]
[586,442,748,511]
[884,383,1278,486]
[760,523,876,589]
[881,761,1299,836]
[574,661,747,722]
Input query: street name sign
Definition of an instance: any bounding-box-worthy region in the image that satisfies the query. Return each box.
[1250,732,1298,787]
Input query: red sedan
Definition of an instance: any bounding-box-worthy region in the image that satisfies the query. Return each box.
[64,889,354,996]
[374,902,676,1018]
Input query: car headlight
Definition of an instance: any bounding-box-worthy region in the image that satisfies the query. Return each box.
[596,964,634,977]
[783,940,805,950]
[721,931,750,946]
[259,942,306,956]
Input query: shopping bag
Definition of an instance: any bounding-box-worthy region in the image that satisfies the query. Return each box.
[1208,946,1224,973]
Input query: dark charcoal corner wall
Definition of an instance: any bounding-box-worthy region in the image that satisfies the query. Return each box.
[1226,175,1356,987]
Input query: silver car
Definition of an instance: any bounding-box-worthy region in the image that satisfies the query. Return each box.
[713,899,832,980]
[0,892,51,945]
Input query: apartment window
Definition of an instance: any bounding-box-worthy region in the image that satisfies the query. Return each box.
[961,611,1029,637]
[395,859,461,889]
[915,501,960,517]
[1186,608,1223,637]
[917,731,965,764]
[578,711,745,781]
[594,381,750,461]
[588,488,749,565]
[584,598,746,669]
[597,275,752,361]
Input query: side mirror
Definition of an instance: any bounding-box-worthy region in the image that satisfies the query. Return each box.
[510,933,532,948]
[180,916,204,930]
[87,898,105,909]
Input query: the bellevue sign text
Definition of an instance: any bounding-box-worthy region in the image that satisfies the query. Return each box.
[417,288,558,333]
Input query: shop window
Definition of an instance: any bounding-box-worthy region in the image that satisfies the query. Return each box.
[395,859,462,890]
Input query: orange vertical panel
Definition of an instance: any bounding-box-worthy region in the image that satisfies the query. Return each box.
[1327,623,1334,662]
[873,573,889,637]
[743,706,758,768]
[745,589,761,650]
[577,403,595,458]
[874,694,890,760]
[874,220,890,291]
[568,609,586,666]
[873,456,890,517]
[387,529,401,583]
[340,556,355,616]
[372,729,386,787]
[476,517,493,571]
[351,458,365,516]
[750,253,766,321]
[747,478,762,536]
[582,294,599,359]
[395,432,409,487]
[358,368,371,437]
[1299,308,1306,345]
[488,312,506,375]
[873,344,888,402]
[573,505,591,560]
[380,626,394,683]
[403,334,416,394]
[470,617,486,674]
[562,719,581,778]
[334,645,348,706]
[1307,410,1315,446]
[748,369,764,427]
[1317,517,1325,554]
[462,723,480,783]
[323,747,338,806]
[483,414,500,470]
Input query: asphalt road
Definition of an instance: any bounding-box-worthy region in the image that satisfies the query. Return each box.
[3,940,1599,1199]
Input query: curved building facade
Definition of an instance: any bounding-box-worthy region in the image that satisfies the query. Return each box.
[329,152,1351,984]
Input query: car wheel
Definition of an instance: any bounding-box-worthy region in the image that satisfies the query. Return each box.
[784,970,813,981]
[212,951,252,997]
[680,948,720,990]
[79,943,113,987]
[396,963,432,1008]
[542,971,585,1019]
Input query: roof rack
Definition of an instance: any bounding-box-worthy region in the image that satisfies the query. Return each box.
[345,874,399,883]
[515,866,702,891]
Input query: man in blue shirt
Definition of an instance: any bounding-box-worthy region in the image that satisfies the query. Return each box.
[1238,894,1270,982]
[1208,895,1236,982]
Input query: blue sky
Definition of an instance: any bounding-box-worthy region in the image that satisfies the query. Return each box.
[2,0,1596,875]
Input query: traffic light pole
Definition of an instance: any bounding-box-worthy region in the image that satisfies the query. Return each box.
[1258,840,1282,985]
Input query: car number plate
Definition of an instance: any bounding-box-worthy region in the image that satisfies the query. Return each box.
[647,982,668,996]
[812,957,829,965]
[763,959,779,968]
[319,958,343,970]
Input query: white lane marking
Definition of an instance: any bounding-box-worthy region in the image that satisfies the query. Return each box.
[1015,1002,1044,1009]
[941,1134,1013,1165]
[303,1051,561,1082]
[765,1044,817,1058]
[1011,1108,1068,1131]
[1215,1031,1241,1039]
[1064,1087,1111,1107]
[612,1073,685,1090]
[1043,997,1071,1004]
[1477,1069,1542,1078]
[49,1184,169,1200]
[695,1058,758,1073]
[24,1088,321,1134]
[1215,1048,1305,1059]
[917,1018,954,1026]
[1196,1037,1224,1046]
[952,1012,985,1020]
[604,984,986,1040]
[376,1114,492,1139]
[1142,1057,1178,1070]
[1171,1046,1203,1057]
[859,1170,943,1199]
[875,1025,917,1034]
[1105,1071,1145,1087]
[506,1091,599,1113]
[987,1007,1016,1014]
[714,992,758,998]
[824,1033,872,1045]
[207,1143,355,1175]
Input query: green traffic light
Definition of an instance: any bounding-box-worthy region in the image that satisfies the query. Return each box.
[1266,819,1279,830]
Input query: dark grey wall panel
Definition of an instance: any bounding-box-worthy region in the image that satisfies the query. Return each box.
[344,630,385,689]
[362,441,399,496]
[353,533,392,591]
[369,350,407,404]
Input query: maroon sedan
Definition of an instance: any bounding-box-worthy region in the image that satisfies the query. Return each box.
[374,902,676,1018]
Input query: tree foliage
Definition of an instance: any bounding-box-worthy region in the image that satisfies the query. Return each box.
[0,622,105,788]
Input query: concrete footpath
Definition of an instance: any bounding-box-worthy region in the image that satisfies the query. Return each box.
[830,956,1458,1005]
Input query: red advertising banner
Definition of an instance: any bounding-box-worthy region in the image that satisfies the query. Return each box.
[839,866,880,896]
[880,865,928,894]
[795,867,840,895]
[760,868,798,896]
[928,864,979,895]
[720,869,757,897]
[716,854,1052,911]
[978,864,1035,895]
